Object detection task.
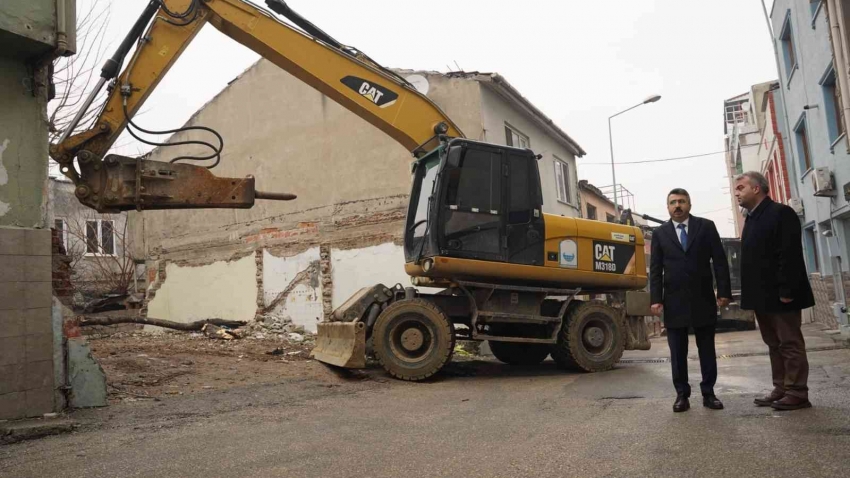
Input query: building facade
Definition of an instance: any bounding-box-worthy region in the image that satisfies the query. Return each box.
[769,0,850,331]
[578,180,618,223]
[130,62,585,332]
[1,0,75,420]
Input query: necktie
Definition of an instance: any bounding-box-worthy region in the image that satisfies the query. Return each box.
[678,223,688,250]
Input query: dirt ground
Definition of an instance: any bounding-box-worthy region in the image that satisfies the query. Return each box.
[86,331,377,403]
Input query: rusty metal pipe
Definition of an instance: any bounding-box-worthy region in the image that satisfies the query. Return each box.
[255,191,297,201]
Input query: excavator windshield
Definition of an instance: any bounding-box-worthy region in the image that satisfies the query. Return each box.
[405,148,443,261]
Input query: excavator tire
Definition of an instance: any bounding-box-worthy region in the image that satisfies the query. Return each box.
[489,341,550,366]
[372,298,455,381]
[550,301,625,373]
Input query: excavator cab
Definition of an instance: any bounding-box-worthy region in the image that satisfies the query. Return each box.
[405,139,545,270]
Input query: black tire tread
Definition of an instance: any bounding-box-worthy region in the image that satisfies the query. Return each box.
[550,300,625,372]
[372,298,454,381]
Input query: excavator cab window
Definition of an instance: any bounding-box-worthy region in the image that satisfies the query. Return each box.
[440,147,505,261]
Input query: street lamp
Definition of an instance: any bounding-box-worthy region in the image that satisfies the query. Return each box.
[608,94,662,217]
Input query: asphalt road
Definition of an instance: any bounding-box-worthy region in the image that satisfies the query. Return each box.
[2,326,849,478]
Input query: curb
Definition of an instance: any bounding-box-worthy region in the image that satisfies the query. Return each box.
[0,418,77,445]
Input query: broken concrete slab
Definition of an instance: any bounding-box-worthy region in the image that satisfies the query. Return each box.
[0,417,76,445]
[67,337,107,409]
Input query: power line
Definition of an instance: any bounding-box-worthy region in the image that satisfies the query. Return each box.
[578,143,760,165]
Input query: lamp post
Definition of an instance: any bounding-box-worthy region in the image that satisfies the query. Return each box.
[608,94,662,216]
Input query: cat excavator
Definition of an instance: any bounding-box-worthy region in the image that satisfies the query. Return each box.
[51,0,652,381]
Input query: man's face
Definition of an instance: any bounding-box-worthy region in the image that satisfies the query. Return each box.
[734,178,759,209]
[667,194,690,221]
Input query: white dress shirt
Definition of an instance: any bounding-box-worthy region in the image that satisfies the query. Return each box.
[672,217,690,245]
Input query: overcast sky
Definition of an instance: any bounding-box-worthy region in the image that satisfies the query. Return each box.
[79,0,780,237]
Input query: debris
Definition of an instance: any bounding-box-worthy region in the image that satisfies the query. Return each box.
[288,333,305,343]
[287,351,301,356]
[201,323,242,340]
[202,386,214,389]
[266,348,285,356]
[43,413,59,419]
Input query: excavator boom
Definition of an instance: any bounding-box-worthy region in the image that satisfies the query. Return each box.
[51,0,463,213]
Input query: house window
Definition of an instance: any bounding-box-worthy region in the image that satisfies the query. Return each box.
[811,0,823,23]
[586,204,597,220]
[504,124,530,149]
[780,13,797,80]
[804,226,820,273]
[606,213,616,223]
[725,102,749,124]
[86,219,115,255]
[820,66,845,144]
[553,158,572,204]
[794,116,812,172]
[54,218,68,252]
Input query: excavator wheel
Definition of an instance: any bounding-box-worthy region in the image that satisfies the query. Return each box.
[372,298,455,381]
[550,301,625,372]
[489,341,550,366]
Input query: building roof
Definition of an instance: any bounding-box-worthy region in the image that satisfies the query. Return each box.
[578,180,614,206]
[426,70,586,157]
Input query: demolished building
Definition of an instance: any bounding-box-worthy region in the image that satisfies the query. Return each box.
[130,61,586,332]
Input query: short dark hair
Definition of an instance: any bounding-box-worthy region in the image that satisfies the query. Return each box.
[667,188,690,199]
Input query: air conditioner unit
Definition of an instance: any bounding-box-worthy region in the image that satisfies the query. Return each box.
[812,167,836,197]
[788,198,804,215]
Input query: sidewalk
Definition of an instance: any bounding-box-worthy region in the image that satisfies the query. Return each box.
[623,323,845,362]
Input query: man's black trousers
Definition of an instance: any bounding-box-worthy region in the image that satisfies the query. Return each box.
[666,325,717,397]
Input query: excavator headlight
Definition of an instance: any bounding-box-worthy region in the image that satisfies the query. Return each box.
[422,258,434,272]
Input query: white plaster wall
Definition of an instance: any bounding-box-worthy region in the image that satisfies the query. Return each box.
[331,243,414,310]
[263,248,323,332]
[147,255,258,325]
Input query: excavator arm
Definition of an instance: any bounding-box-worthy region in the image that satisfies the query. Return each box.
[51,0,463,213]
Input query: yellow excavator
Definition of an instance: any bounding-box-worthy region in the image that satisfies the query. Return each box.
[51,0,652,381]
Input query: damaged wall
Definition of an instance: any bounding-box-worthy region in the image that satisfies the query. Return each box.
[262,247,323,332]
[146,255,258,325]
[331,243,413,310]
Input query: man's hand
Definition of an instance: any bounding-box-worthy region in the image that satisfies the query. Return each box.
[780,297,794,304]
[650,303,664,316]
[717,297,730,308]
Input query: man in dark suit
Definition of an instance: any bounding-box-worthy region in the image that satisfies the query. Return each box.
[735,172,814,411]
[650,188,732,412]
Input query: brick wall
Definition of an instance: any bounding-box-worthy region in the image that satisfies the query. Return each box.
[0,227,56,420]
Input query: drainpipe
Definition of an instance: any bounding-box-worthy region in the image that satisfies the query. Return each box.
[827,0,850,152]
[55,0,68,57]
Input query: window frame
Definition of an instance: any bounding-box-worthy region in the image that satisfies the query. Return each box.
[84,218,117,257]
[779,12,798,83]
[793,114,812,175]
[553,157,573,205]
[586,203,597,220]
[819,64,846,148]
[605,213,616,223]
[803,224,820,274]
[53,218,68,252]
[504,123,530,149]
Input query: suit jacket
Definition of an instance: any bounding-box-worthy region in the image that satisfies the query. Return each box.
[650,215,732,328]
[740,197,815,312]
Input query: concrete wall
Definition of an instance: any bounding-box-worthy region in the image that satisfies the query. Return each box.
[1,1,62,420]
[0,0,59,60]
[0,227,55,419]
[146,255,258,324]
[331,243,412,310]
[0,56,49,228]
[262,247,323,332]
[478,85,580,217]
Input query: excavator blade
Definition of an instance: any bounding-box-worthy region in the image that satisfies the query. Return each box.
[310,321,366,368]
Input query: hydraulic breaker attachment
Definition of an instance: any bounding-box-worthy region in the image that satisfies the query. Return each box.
[55,152,295,213]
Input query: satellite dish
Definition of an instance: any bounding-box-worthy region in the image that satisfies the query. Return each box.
[406,74,430,95]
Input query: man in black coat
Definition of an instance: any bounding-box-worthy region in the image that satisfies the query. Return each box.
[650,188,732,412]
[735,172,815,411]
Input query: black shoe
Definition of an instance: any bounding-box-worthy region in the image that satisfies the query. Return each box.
[673,396,690,413]
[703,395,724,410]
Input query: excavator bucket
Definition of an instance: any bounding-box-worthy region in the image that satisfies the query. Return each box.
[310,321,366,368]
